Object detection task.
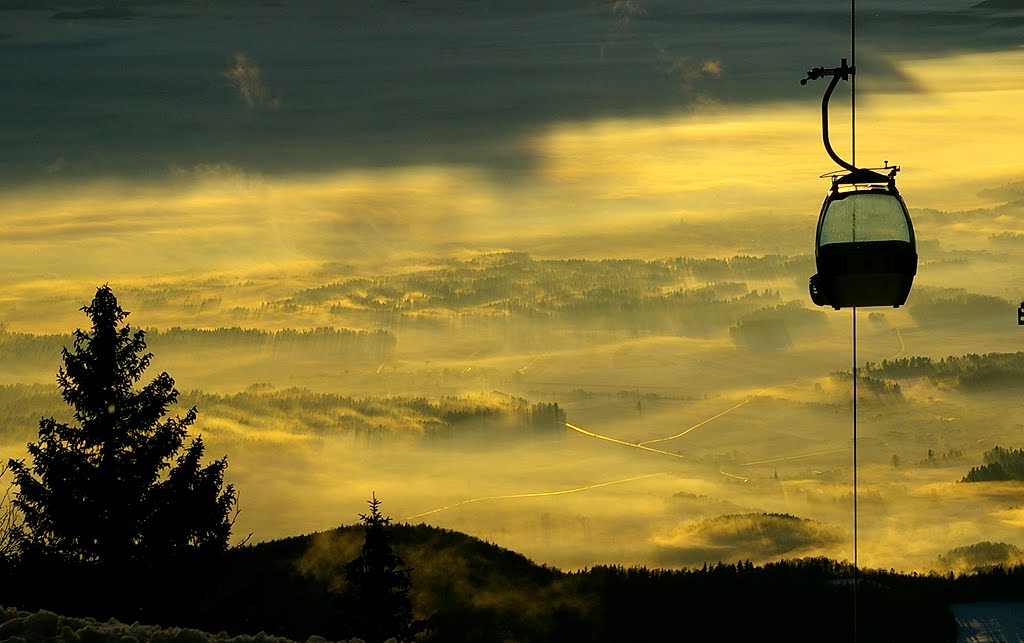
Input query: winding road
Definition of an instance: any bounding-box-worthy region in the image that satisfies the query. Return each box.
[404,471,670,520]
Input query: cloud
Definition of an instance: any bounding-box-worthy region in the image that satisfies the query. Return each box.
[223,53,279,110]
[612,0,647,24]
[655,47,718,86]
[4,3,1023,182]
[701,59,723,76]
[297,529,362,591]
[44,157,65,175]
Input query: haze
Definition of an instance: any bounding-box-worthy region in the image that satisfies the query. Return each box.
[2,0,1024,574]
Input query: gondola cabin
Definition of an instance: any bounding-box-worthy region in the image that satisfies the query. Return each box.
[809,167,917,310]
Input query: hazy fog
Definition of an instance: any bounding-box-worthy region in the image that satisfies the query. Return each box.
[2,0,1024,574]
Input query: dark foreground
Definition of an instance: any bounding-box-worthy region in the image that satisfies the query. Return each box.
[7,523,1023,642]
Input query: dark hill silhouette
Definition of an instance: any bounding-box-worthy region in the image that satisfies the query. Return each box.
[92,522,964,643]
[18,518,1024,641]
[209,523,574,642]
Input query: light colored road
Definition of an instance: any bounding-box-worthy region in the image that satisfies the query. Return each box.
[741,448,848,466]
[564,422,689,460]
[639,382,816,447]
[638,391,769,446]
[517,355,542,374]
[566,381,848,478]
[881,326,906,362]
[404,471,669,520]
[719,469,749,483]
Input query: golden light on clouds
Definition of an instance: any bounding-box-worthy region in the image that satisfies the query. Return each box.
[533,49,1024,221]
[223,53,279,110]
[1,48,1020,295]
[530,109,823,212]
[848,50,1024,211]
[702,59,724,76]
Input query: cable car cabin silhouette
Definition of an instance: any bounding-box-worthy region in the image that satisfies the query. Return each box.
[809,167,917,310]
[802,59,918,310]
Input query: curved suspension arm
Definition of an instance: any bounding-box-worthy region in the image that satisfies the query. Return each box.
[801,58,857,173]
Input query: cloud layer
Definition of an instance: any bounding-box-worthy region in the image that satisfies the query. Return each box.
[0,1,1018,182]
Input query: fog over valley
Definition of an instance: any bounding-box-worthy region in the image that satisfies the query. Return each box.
[2,0,1024,578]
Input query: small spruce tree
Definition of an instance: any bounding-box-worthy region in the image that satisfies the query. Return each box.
[7,286,236,599]
[344,493,421,643]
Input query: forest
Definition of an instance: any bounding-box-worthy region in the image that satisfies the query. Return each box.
[862,352,1024,390]
[0,326,396,366]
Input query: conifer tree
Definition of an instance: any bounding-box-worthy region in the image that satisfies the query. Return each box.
[7,286,236,572]
[344,493,421,643]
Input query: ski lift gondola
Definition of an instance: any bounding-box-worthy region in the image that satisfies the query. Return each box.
[802,59,917,310]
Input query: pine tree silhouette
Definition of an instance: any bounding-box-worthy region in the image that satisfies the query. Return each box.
[7,286,236,613]
[344,493,422,643]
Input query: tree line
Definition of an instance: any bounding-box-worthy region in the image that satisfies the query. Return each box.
[907,288,1012,327]
[863,352,1024,390]
[280,252,811,335]
[294,252,809,306]
[0,385,568,445]
[0,325,396,366]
